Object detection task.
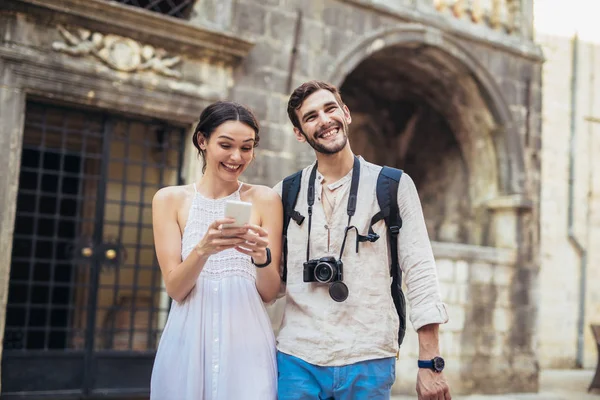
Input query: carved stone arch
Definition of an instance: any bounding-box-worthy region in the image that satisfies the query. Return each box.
[326,24,525,197]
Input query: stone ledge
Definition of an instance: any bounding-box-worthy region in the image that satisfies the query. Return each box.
[432,241,517,265]
[487,194,534,211]
[1,46,220,123]
[339,0,543,62]
[3,0,254,64]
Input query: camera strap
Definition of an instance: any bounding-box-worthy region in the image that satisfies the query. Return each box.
[306,156,361,262]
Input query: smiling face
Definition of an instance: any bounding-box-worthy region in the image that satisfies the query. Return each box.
[293,89,352,155]
[198,120,256,181]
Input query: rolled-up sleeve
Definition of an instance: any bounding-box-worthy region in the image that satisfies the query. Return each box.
[397,173,449,331]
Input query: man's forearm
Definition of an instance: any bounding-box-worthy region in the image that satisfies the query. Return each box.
[417,323,440,359]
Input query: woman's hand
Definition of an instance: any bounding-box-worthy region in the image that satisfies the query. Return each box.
[194,218,249,258]
[234,224,270,265]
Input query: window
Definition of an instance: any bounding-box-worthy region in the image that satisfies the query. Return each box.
[108,0,195,19]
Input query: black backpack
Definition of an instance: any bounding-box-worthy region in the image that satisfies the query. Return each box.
[281,166,407,346]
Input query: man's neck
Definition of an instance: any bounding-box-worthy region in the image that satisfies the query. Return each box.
[315,144,355,183]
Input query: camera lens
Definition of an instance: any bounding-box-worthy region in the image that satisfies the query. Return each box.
[314,262,334,283]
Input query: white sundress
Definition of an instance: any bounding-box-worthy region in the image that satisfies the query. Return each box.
[150,183,277,400]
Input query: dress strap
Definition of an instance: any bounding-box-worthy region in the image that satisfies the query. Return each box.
[236,182,244,193]
[193,183,198,193]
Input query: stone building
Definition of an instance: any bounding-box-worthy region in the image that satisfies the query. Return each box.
[0,0,544,397]
[534,1,600,372]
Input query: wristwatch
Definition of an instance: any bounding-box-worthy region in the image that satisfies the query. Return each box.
[252,247,271,268]
[418,356,445,373]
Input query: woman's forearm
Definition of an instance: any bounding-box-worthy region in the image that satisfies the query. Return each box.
[255,265,281,303]
[165,249,210,302]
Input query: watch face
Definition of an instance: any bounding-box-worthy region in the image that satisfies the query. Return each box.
[433,357,445,372]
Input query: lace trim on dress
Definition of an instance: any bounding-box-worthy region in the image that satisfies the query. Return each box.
[181,183,255,281]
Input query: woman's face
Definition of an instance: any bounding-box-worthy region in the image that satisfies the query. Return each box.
[199,120,256,181]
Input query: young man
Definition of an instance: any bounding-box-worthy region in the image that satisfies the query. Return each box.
[273,81,451,400]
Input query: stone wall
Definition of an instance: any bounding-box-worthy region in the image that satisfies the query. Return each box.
[395,242,521,395]
[537,32,600,369]
[217,0,542,190]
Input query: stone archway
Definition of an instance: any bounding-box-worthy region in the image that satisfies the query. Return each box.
[326,25,526,246]
[325,26,538,395]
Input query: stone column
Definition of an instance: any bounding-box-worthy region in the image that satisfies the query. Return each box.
[0,65,26,390]
[487,195,532,249]
[519,0,534,39]
[485,194,539,393]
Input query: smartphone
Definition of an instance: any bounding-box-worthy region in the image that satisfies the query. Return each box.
[223,200,252,227]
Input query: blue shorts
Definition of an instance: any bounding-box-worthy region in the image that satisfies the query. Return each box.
[277,351,396,400]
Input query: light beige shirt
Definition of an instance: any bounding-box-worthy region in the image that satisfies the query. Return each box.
[273,157,449,366]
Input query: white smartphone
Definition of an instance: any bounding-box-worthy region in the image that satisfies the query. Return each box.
[223,200,252,227]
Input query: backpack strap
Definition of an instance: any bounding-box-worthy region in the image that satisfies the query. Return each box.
[281,171,304,283]
[375,166,407,346]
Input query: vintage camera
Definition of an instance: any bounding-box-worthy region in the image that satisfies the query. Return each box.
[303,256,343,283]
[303,256,348,302]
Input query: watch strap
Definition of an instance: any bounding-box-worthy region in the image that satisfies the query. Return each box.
[252,247,271,268]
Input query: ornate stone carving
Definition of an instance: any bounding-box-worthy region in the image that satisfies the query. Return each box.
[52,25,182,78]
[433,0,521,34]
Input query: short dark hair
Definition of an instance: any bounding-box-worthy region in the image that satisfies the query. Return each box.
[287,80,345,130]
[192,101,260,173]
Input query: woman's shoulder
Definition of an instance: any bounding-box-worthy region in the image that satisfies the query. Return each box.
[153,184,194,207]
[241,183,280,205]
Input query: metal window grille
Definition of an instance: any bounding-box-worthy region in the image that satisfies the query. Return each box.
[107,0,195,19]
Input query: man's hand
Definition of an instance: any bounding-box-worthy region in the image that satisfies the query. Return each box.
[416,369,451,400]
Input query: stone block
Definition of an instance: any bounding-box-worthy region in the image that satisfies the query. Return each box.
[266,10,297,43]
[189,0,234,31]
[469,262,494,284]
[267,95,290,125]
[248,68,289,95]
[445,305,465,332]
[439,283,457,304]
[243,41,278,74]
[492,332,506,356]
[455,260,468,283]
[493,308,510,333]
[441,330,461,357]
[284,0,326,21]
[232,2,267,38]
[493,265,514,286]
[231,86,269,122]
[322,2,366,34]
[301,19,328,53]
[456,283,469,305]
[325,28,353,59]
[260,122,288,153]
[436,258,455,282]
[496,286,510,307]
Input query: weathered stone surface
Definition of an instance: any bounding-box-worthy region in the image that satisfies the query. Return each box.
[188,0,235,31]
[537,32,600,370]
[0,68,26,393]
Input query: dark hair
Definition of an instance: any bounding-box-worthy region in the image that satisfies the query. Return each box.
[287,80,346,130]
[193,101,260,173]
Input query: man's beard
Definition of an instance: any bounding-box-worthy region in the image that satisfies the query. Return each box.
[302,123,348,155]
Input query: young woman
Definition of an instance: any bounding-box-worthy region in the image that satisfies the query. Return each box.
[150,102,282,400]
